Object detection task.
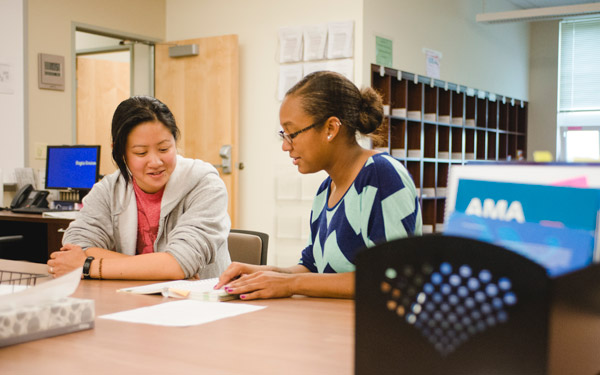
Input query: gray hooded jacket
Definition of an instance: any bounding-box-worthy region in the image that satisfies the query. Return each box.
[62,155,231,279]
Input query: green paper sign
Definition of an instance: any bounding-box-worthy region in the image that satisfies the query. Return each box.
[375,36,393,67]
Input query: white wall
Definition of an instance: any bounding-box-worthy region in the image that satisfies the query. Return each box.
[0,0,25,187]
[26,0,165,173]
[528,21,559,160]
[165,0,364,265]
[363,0,530,100]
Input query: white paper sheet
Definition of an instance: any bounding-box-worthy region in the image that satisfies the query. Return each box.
[278,63,303,100]
[303,61,328,77]
[303,24,327,61]
[0,267,81,309]
[99,300,265,327]
[327,20,354,59]
[279,26,303,63]
[327,59,354,81]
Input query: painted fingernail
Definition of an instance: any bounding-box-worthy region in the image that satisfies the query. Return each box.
[240,295,246,299]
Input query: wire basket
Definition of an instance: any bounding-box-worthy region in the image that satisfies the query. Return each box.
[0,269,49,295]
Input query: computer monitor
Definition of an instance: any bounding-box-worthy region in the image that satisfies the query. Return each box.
[45,145,101,193]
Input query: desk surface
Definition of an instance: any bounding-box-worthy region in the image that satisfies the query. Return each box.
[0,210,73,224]
[0,261,354,374]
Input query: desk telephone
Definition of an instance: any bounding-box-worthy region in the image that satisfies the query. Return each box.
[10,184,49,210]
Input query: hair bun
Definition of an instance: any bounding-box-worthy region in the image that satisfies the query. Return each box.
[356,87,384,134]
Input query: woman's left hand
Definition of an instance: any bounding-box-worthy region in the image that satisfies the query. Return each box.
[47,243,87,278]
[223,271,295,300]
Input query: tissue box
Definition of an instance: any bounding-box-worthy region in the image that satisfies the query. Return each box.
[0,297,94,347]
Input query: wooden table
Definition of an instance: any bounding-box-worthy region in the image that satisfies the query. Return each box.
[0,211,73,263]
[0,261,355,374]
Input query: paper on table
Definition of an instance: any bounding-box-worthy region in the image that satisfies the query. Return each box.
[0,267,81,309]
[99,299,265,327]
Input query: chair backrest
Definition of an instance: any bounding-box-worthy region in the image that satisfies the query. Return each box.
[227,229,269,265]
[355,234,551,375]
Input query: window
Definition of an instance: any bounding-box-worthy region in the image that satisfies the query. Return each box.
[557,18,600,161]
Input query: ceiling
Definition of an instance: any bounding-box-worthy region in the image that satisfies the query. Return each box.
[507,0,599,8]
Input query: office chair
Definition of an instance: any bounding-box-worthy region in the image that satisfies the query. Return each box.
[355,234,551,375]
[227,229,269,265]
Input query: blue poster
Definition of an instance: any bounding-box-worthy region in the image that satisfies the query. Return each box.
[445,179,600,276]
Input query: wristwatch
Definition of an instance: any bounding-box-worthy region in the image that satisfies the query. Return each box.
[83,256,95,279]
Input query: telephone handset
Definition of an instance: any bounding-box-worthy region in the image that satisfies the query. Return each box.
[10,184,49,209]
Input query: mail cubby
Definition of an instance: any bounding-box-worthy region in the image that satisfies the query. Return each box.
[424,85,437,121]
[488,132,497,159]
[476,97,486,128]
[435,198,446,232]
[465,128,475,160]
[509,134,518,160]
[423,162,436,198]
[465,95,476,127]
[424,124,436,159]
[499,100,509,131]
[370,64,528,223]
[439,89,451,123]
[488,100,498,129]
[451,91,463,125]
[390,78,407,111]
[499,133,508,160]
[421,198,435,234]
[438,126,450,159]
[389,118,405,157]
[372,71,391,106]
[406,161,421,193]
[436,162,449,196]
[517,103,528,134]
[407,122,422,158]
[509,103,518,133]
[451,127,463,160]
[407,81,422,115]
[476,130,486,160]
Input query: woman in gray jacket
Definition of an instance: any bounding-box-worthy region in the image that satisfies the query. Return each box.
[47,96,231,280]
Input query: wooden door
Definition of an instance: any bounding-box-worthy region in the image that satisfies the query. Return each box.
[155,35,239,227]
[76,55,130,176]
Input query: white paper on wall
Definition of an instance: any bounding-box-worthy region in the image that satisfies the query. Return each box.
[327,20,354,59]
[278,26,303,63]
[278,63,303,100]
[303,24,327,61]
[327,59,354,82]
[303,61,328,77]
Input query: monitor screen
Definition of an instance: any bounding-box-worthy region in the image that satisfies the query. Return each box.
[45,145,101,190]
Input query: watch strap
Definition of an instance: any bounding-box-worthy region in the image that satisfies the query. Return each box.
[83,256,95,279]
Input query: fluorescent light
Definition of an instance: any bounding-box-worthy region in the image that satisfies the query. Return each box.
[476,2,600,23]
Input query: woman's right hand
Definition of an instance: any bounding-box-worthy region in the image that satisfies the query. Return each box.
[214,262,265,289]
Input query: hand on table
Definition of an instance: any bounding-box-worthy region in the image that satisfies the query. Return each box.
[47,243,87,278]
[219,267,295,300]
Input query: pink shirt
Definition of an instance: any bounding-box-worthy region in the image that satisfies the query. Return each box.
[132,179,164,255]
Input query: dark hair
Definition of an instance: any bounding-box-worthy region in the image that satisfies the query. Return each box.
[285,71,384,138]
[111,96,180,182]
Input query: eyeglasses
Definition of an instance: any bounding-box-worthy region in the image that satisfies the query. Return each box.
[278,122,320,145]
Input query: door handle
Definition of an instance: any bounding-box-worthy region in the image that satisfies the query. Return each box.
[213,144,232,174]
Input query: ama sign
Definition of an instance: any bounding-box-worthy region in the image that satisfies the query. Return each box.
[465,198,525,223]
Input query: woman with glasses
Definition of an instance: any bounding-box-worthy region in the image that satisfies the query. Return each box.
[216,71,421,299]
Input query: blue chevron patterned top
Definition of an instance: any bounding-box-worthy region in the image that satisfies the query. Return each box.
[300,153,422,273]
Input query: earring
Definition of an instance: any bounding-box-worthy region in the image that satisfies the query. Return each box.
[327,135,332,140]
